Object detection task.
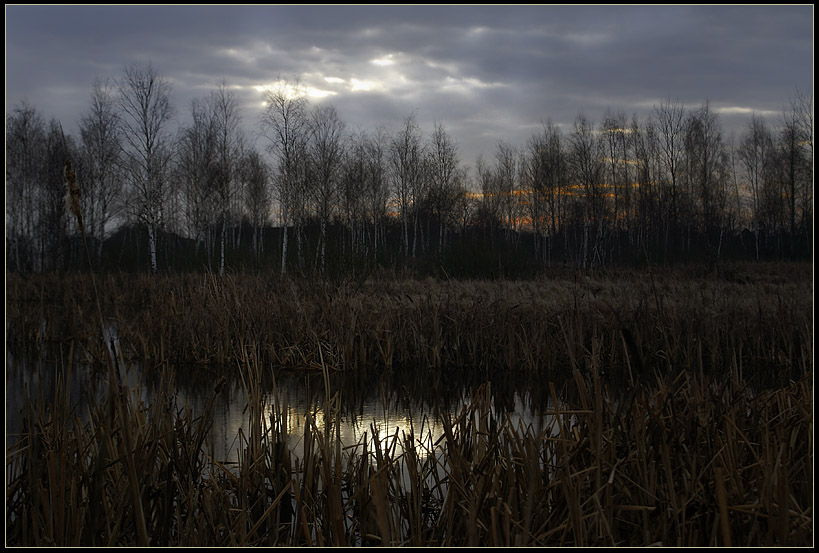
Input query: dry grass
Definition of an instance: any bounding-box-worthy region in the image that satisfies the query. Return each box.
[6,264,812,388]
[5,263,813,546]
[5,355,812,546]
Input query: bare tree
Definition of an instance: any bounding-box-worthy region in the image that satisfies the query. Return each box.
[600,111,630,248]
[260,77,310,276]
[389,112,424,260]
[493,141,519,246]
[520,133,544,261]
[118,61,175,273]
[340,129,369,266]
[738,114,774,260]
[450,169,476,239]
[306,103,346,276]
[6,101,46,272]
[654,98,686,251]
[523,120,568,266]
[684,101,727,247]
[78,78,123,264]
[241,149,271,263]
[790,89,813,245]
[177,95,219,266]
[40,119,72,271]
[724,131,745,238]
[476,153,502,241]
[629,114,658,252]
[209,81,244,275]
[779,93,813,256]
[792,88,813,164]
[569,113,605,269]
[364,126,390,264]
[426,121,461,255]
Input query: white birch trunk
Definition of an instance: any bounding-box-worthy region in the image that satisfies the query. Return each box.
[281,224,288,276]
[220,215,226,276]
[148,221,158,273]
[321,218,327,276]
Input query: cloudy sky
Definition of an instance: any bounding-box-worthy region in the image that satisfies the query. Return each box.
[5,5,813,174]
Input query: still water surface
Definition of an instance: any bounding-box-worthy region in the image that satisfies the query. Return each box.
[6,348,565,466]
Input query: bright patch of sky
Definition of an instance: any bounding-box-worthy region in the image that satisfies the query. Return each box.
[370,56,395,67]
[715,106,780,117]
[5,5,812,172]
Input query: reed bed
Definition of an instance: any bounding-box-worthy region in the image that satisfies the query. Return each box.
[5,350,812,546]
[6,263,812,389]
[5,263,812,546]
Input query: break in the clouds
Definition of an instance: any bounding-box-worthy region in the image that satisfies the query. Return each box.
[5,4,813,170]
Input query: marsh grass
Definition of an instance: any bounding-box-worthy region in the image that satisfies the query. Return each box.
[6,264,812,389]
[5,263,813,546]
[5,350,812,546]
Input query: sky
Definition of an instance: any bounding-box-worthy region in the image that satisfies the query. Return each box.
[5,4,814,177]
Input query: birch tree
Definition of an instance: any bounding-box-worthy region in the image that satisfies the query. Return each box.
[40,119,72,272]
[630,114,660,253]
[523,121,567,266]
[118,61,175,273]
[389,112,424,260]
[738,114,773,260]
[779,93,813,256]
[78,78,123,264]
[340,129,368,265]
[426,121,461,255]
[210,81,244,275]
[476,153,502,241]
[569,113,605,269]
[682,101,729,263]
[494,141,519,245]
[600,111,630,246]
[307,103,346,276]
[241,149,271,263]
[364,127,390,264]
[260,77,309,276]
[177,96,218,265]
[684,102,727,243]
[655,98,686,250]
[6,101,46,272]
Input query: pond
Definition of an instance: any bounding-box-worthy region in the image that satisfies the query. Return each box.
[6,346,568,469]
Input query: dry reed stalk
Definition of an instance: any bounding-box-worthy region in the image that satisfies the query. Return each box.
[9,270,811,392]
[6,266,813,546]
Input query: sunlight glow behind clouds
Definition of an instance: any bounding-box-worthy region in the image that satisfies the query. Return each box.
[254,81,336,100]
[371,56,396,66]
[216,41,275,65]
[715,105,779,117]
[306,88,337,98]
[440,76,507,97]
[350,78,377,92]
[5,5,811,172]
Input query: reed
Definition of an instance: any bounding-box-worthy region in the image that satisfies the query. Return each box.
[6,353,811,546]
[5,262,812,546]
[6,264,812,390]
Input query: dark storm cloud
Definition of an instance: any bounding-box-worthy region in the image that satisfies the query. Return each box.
[6,5,812,170]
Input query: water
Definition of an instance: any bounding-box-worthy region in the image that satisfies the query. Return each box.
[6,346,564,467]
[5,340,579,546]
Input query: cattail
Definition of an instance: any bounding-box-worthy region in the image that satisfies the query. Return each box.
[64,158,83,232]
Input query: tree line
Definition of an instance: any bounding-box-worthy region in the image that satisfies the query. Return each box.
[6,62,813,278]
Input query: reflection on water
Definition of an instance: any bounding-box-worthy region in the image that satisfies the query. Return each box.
[6,348,566,468]
[202,375,559,466]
